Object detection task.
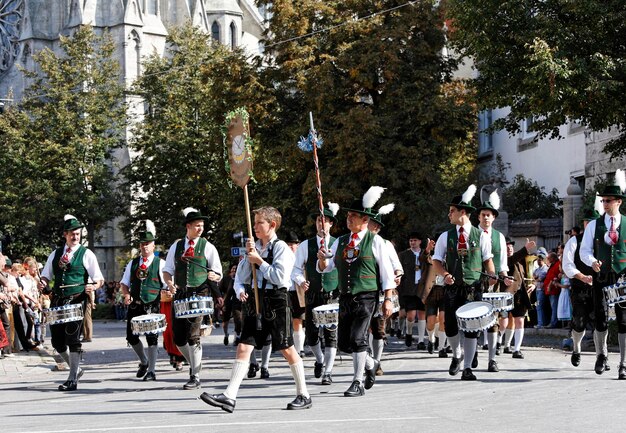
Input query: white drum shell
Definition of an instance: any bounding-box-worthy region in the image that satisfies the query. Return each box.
[482,292,514,312]
[43,304,83,325]
[174,296,214,318]
[604,283,626,306]
[312,303,339,329]
[456,301,496,332]
[131,313,167,335]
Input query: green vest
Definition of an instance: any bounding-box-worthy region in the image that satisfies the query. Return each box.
[129,256,163,304]
[174,237,209,288]
[52,245,89,297]
[446,226,483,285]
[306,236,339,293]
[334,231,378,295]
[594,215,626,274]
[490,228,503,274]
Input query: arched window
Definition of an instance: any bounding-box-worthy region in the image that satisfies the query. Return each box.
[230,22,237,49]
[211,21,220,43]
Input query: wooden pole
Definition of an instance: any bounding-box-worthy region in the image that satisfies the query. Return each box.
[243,181,261,328]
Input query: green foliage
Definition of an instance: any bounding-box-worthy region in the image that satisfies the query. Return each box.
[0,26,127,258]
[446,0,626,157]
[503,174,562,220]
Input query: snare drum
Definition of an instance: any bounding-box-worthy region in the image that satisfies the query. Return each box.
[131,314,167,335]
[482,292,514,312]
[312,303,339,329]
[43,304,83,325]
[375,294,400,317]
[604,282,626,306]
[174,296,214,318]
[456,301,496,332]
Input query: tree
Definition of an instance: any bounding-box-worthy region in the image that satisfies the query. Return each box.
[503,174,562,220]
[125,25,273,254]
[446,0,626,157]
[0,26,127,258]
[258,0,479,244]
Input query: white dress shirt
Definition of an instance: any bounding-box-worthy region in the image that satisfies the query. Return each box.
[41,244,104,283]
[121,254,167,288]
[163,237,223,282]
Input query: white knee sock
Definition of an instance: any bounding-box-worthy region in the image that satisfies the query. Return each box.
[504,329,514,348]
[293,328,305,353]
[513,328,524,351]
[224,360,249,400]
[289,360,309,398]
[427,328,435,343]
[438,331,447,349]
[463,338,477,369]
[147,345,158,373]
[132,341,148,365]
[595,330,608,356]
[372,339,384,362]
[572,330,585,354]
[310,342,324,364]
[324,347,337,374]
[417,320,426,343]
[619,333,626,366]
[406,320,415,336]
[488,332,498,361]
[261,344,271,369]
[353,351,367,383]
[59,349,70,365]
[448,334,461,358]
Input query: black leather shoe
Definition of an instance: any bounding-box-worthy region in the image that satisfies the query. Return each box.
[344,380,365,397]
[461,368,476,381]
[427,341,434,354]
[495,343,501,356]
[488,360,499,372]
[449,357,461,376]
[482,344,489,350]
[472,351,478,369]
[503,346,512,354]
[200,392,236,413]
[438,349,448,358]
[364,359,379,390]
[314,362,324,379]
[512,350,524,359]
[571,352,581,367]
[287,394,312,410]
[405,334,413,347]
[389,328,395,337]
[136,363,148,378]
[417,341,426,351]
[260,367,270,379]
[143,371,156,381]
[58,380,77,391]
[321,373,333,385]
[223,334,229,346]
[183,375,200,389]
[247,363,259,378]
[595,354,607,375]
[619,365,626,380]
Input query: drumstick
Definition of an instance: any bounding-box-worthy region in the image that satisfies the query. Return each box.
[479,271,514,283]
[57,283,85,289]
[180,256,219,274]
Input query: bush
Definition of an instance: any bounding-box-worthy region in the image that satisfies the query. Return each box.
[92,303,115,320]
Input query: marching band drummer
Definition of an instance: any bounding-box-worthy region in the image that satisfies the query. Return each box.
[431,186,497,381]
[39,214,104,391]
[317,187,396,397]
[200,206,312,412]
[163,208,223,390]
[120,220,165,382]
[580,171,626,378]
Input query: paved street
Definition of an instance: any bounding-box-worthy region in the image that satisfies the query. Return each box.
[0,321,622,433]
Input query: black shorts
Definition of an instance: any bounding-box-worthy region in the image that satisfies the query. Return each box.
[425,286,445,316]
[240,288,293,351]
[289,290,306,320]
[400,295,425,312]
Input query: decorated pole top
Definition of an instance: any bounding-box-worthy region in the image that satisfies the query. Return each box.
[224,108,254,188]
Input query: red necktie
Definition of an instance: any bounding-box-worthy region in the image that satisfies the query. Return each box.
[140,256,148,270]
[184,239,195,257]
[609,217,618,245]
[458,227,467,251]
[348,233,359,248]
[61,247,70,262]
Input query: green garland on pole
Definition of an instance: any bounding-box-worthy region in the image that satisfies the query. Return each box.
[222,107,256,187]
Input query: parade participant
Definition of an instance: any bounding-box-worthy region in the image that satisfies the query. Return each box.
[431,185,497,381]
[580,171,626,377]
[39,215,104,391]
[562,206,601,368]
[120,220,166,381]
[475,191,510,372]
[163,208,223,390]
[498,237,536,360]
[200,206,311,412]
[221,264,242,347]
[367,203,403,376]
[418,235,445,356]
[317,187,396,396]
[285,231,305,358]
[292,204,340,384]
[397,232,427,348]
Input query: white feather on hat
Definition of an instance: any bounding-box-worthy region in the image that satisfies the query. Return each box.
[377,203,395,215]
[488,190,500,210]
[182,207,199,217]
[616,169,626,193]
[594,193,603,215]
[145,219,156,236]
[362,186,386,209]
[461,184,477,204]
[327,202,339,217]
[64,214,77,221]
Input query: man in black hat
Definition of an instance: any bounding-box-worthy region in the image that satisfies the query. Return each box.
[163,207,223,390]
[580,171,626,377]
[317,186,396,396]
[292,205,340,384]
[397,232,427,349]
[563,208,600,369]
[431,185,498,380]
[120,220,165,381]
[39,214,104,391]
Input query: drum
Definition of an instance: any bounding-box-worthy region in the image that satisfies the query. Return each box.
[375,294,400,317]
[312,303,339,329]
[174,296,214,318]
[456,301,496,332]
[131,314,167,335]
[43,304,83,325]
[604,282,626,306]
[482,292,514,312]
